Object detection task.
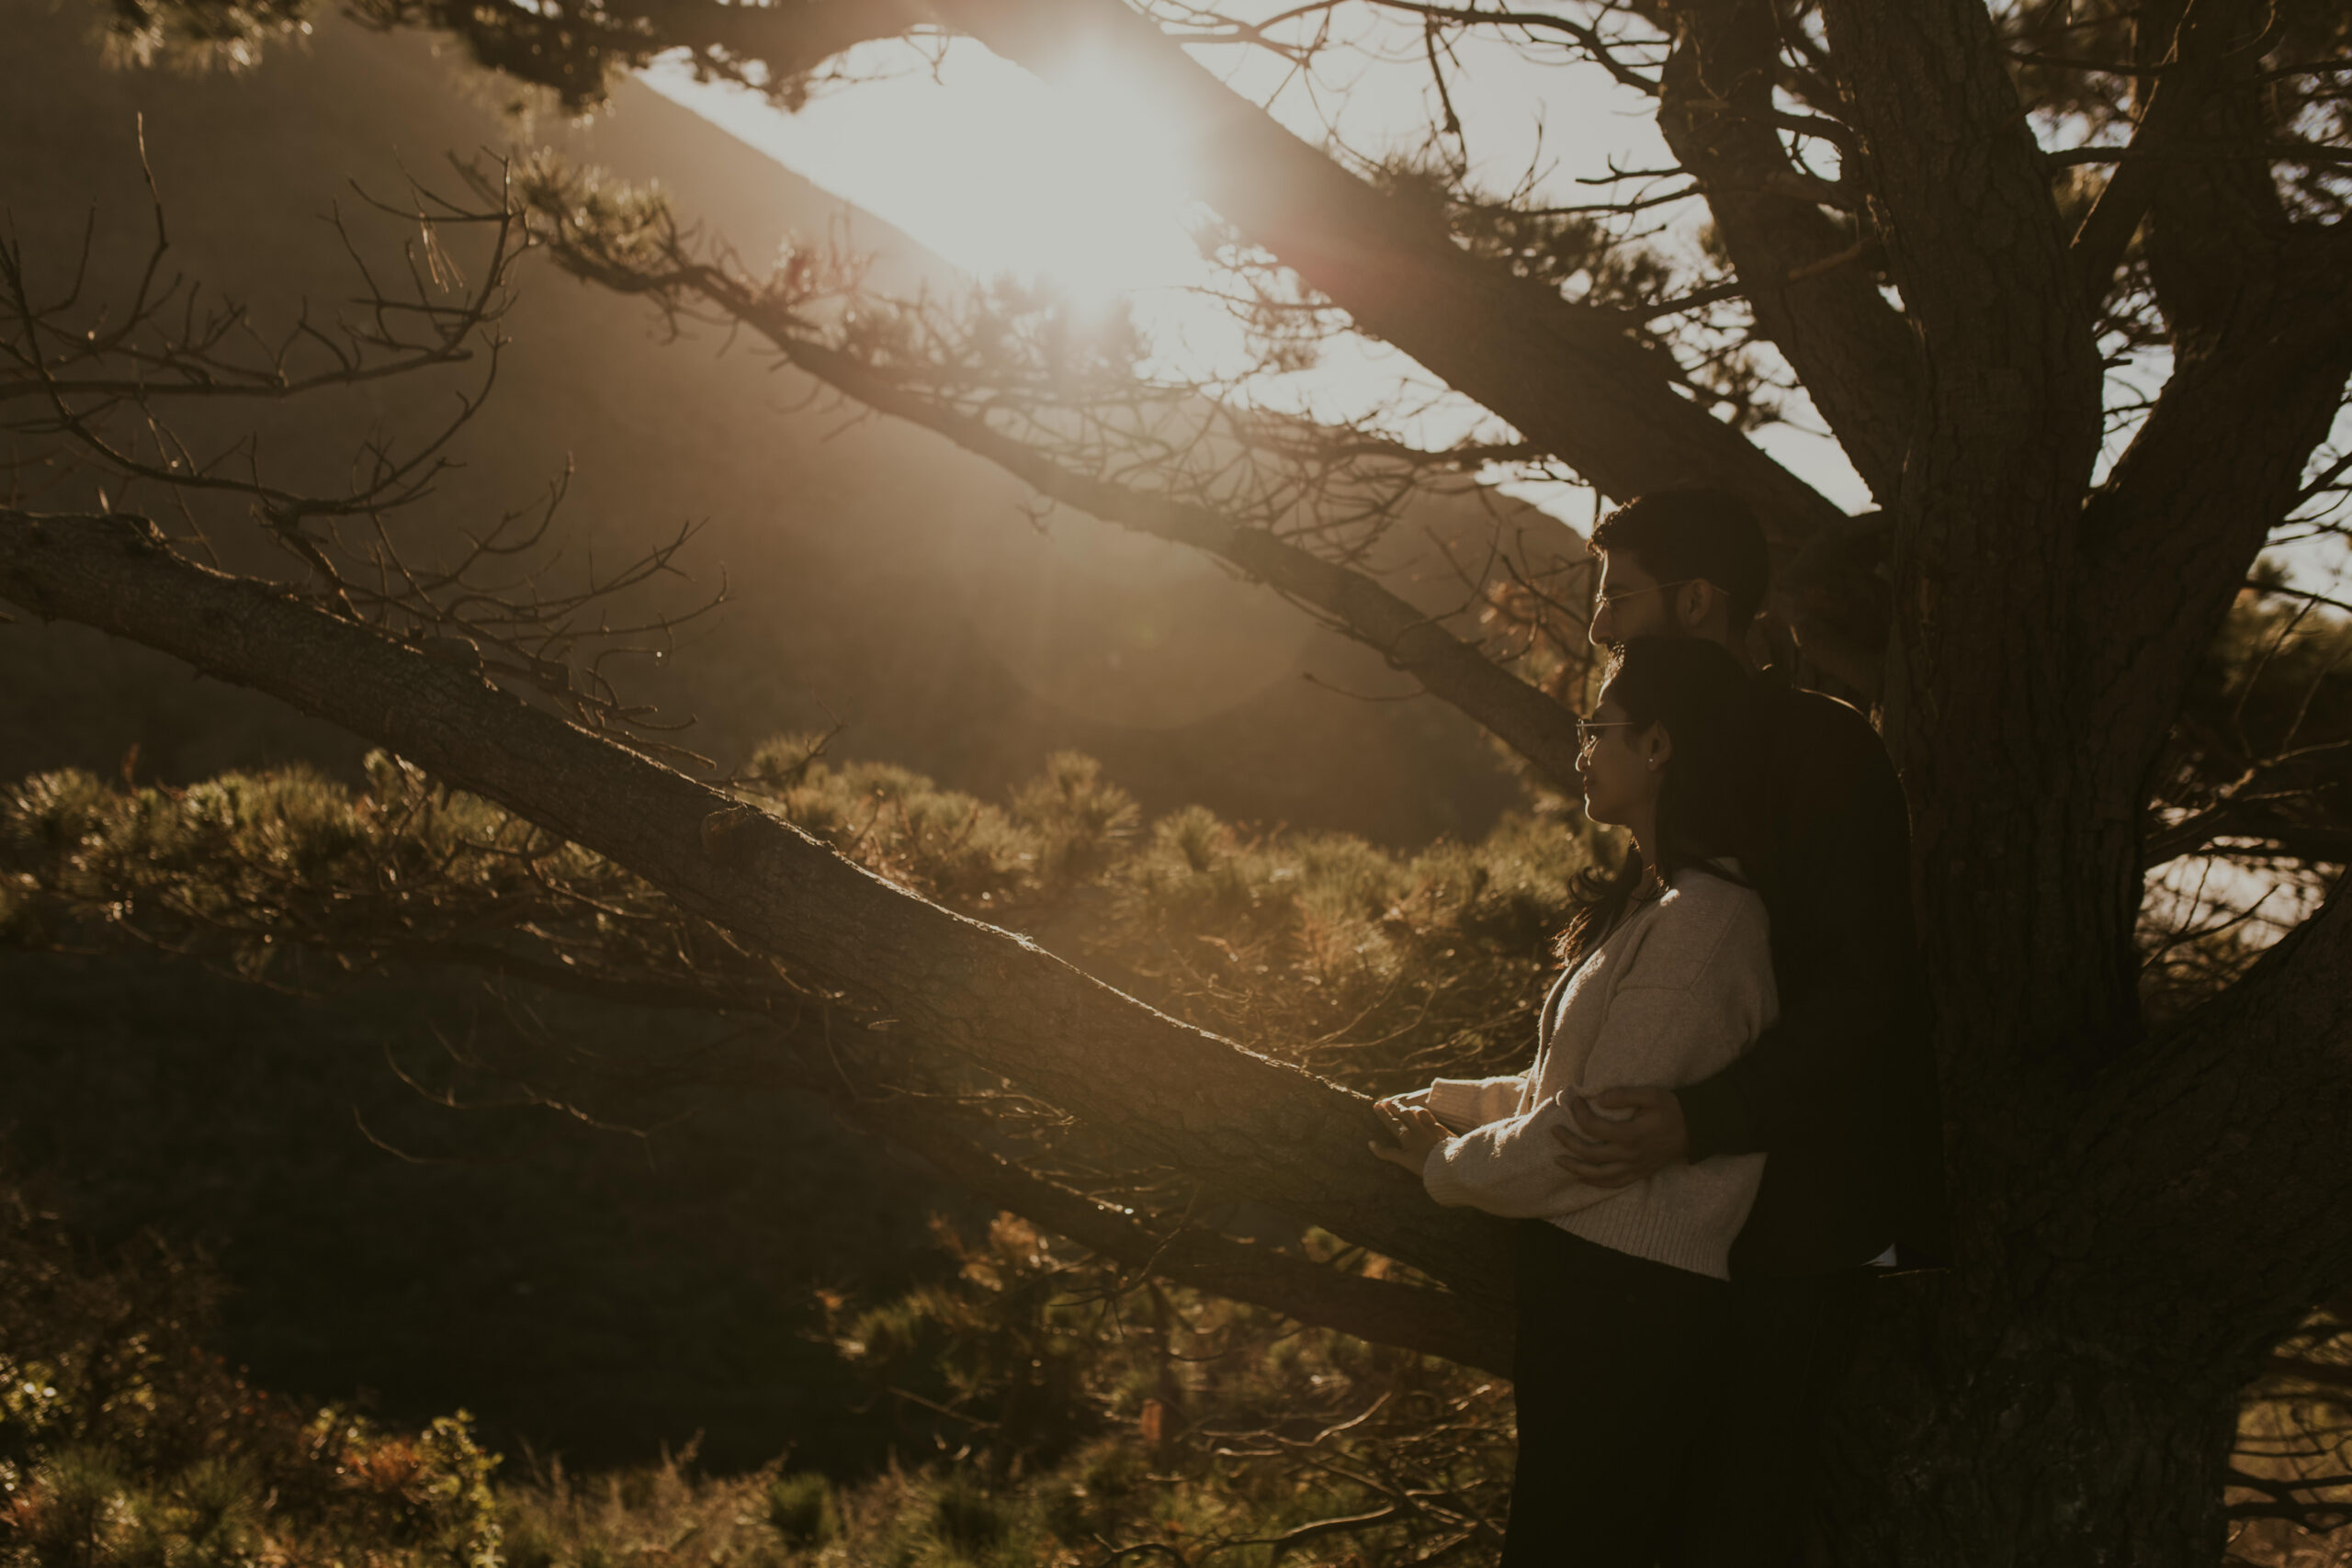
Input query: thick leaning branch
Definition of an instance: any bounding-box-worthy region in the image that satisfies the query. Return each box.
[2082,236,2352,792]
[1657,0,1920,507]
[423,945,1518,1367]
[2081,0,2352,792]
[1815,0,2100,478]
[0,819,1510,1369]
[0,508,1517,1319]
[2139,0,2301,351]
[2067,0,2233,307]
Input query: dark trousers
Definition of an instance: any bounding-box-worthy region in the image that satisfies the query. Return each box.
[1669,1269,1876,1567]
[1500,1222,1732,1568]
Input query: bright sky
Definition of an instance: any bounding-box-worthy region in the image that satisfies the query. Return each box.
[637,20,1875,529]
[637,20,2347,585]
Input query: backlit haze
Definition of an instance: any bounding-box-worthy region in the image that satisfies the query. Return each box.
[639,16,2346,588]
[639,20,1878,531]
[641,31,2343,938]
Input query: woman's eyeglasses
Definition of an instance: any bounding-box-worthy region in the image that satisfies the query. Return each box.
[1574,717,1637,751]
[1591,579,1695,613]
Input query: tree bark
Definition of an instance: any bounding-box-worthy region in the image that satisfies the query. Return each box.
[2083,233,2352,786]
[2086,0,2352,793]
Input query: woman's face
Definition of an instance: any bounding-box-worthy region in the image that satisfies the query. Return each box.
[1577,691,1668,828]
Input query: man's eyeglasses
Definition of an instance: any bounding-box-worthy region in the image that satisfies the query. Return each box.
[1591,578,1696,613]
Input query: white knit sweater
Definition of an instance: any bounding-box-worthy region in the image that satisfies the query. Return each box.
[1413,864,1776,1280]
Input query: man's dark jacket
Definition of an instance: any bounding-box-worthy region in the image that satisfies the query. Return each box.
[1674,676,1949,1277]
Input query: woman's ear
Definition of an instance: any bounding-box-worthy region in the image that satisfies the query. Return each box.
[1643,722,1674,773]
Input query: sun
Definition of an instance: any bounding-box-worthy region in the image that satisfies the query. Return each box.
[645,39,1205,314]
[634,34,1679,530]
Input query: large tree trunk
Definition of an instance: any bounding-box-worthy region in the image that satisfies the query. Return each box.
[1824,1278,2251,1566]
[1818,0,2352,1553]
[1815,870,2352,1566]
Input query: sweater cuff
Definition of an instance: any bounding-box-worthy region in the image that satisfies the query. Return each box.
[1419,1141,1469,1208]
[1678,1078,1762,1163]
[1425,1080,1491,1134]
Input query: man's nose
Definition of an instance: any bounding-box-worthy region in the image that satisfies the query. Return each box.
[1588,605,1613,648]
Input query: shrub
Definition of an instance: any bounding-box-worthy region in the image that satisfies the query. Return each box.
[928,1476,1005,1559]
[761,1472,837,1550]
[0,1185,501,1568]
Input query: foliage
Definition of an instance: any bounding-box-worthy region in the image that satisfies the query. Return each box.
[2234,1293,2352,1555]
[14,732,2352,1557]
[0,735,1575,1557]
[0,1176,1512,1568]
[0,741,1597,1099]
[809,1211,1512,1563]
[0,1185,503,1568]
[0,739,1587,1375]
[760,1473,839,1551]
[14,656,2340,1099]
[13,1160,2352,1568]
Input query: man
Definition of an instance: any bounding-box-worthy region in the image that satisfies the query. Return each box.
[1558,488,1945,1562]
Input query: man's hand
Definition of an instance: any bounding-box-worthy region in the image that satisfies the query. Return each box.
[1370,1099,1449,1173]
[1549,1086,1690,1188]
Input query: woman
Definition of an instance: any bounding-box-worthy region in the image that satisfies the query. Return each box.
[1370,636,1774,1567]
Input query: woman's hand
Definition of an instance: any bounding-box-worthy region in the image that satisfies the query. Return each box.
[1370,1099,1450,1172]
